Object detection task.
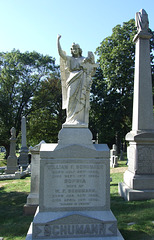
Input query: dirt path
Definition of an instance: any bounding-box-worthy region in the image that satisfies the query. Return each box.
[0,182,8,187]
[110,167,128,173]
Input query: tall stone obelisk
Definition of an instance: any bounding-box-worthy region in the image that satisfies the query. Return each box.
[119,9,154,201]
[19,116,29,168]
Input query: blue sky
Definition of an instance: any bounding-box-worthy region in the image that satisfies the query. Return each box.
[0,0,154,65]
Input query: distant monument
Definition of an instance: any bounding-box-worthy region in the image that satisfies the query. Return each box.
[26,35,124,239]
[119,9,154,201]
[6,127,18,174]
[110,144,118,168]
[18,116,29,168]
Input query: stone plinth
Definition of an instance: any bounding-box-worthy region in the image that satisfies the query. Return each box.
[119,132,154,201]
[119,11,154,201]
[26,127,124,239]
[24,141,45,215]
[18,147,29,168]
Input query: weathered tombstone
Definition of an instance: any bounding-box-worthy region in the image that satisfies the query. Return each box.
[119,9,154,201]
[19,116,29,168]
[26,35,124,239]
[24,141,45,215]
[5,127,18,174]
[110,144,118,168]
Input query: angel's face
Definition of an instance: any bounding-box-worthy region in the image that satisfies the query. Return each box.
[71,45,80,58]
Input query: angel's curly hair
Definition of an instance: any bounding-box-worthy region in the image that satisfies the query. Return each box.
[70,42,82,57]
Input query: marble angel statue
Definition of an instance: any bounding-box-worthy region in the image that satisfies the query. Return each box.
[57,34,98,127]
[135,9,149,34]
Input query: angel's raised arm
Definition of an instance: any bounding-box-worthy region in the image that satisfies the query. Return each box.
[57,35,67,60]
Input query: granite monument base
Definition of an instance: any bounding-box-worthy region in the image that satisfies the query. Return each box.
[24,193,39,215]
[19,147,29,169]
[26,127,124,239]
[5,165,18,174]
[119,170,154,201]
[119,131,154,201]
[26,208,124,240]
[5,155,18,174]
[24,203,38,215]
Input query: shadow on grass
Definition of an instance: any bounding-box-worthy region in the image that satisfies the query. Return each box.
[0,186,33,239]
[111,194,154,240]
[110,183,118,186]
[120,229,153,240]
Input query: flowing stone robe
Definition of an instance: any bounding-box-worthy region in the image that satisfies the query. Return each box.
[60,51,97,126]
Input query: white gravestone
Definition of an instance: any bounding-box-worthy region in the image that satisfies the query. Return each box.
[19,116,29,168]
[26,35,124,240]
[6,127,18,174]
[110,144,118,168]
[119,9,154,201]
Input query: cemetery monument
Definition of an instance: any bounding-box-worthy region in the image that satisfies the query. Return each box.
[26,35,124,239]
[110,144,118,168]
[19,116,29,168]
[5,127,18,174]
[119,9,154,201]
[24,141,46,215]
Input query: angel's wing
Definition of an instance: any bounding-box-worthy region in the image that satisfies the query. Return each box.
[60,51,69,109]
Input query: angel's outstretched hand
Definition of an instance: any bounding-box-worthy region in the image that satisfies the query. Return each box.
[57,34,61,40]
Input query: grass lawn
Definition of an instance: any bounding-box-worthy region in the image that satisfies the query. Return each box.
[0,176,33,240]
[110,171,154,240]
[0,152,7,167]
[0,162,154,239]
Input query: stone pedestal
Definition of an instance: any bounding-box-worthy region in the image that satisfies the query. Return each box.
[119,10,154,201]
[6,154,18,174]
[119,131,154,201]
[19,147,29,168]
[6,127,18,174]
[24,141,45,215]
[26,127,123,239]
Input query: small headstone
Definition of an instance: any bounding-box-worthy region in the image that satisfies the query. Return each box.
[5,127,18,174]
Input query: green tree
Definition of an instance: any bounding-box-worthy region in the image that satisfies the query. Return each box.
[27,72,65,146]
[90,19,136,150]
[90,19,154,151]
[0,49,58,157]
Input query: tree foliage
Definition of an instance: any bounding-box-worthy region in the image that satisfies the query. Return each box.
[27,72,65,146]
[90,19,154,150]
[0,49,58,156]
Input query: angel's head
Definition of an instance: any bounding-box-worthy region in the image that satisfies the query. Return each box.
[70,43,82,58]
